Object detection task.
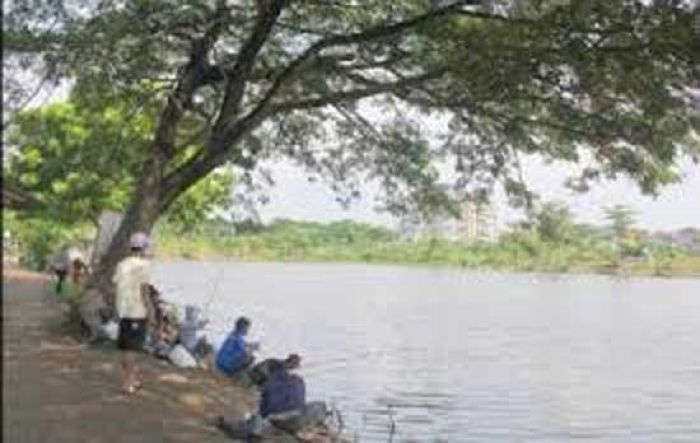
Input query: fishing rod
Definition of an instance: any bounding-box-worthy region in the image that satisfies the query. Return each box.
[203,266,225,322]
[160,284,185,297]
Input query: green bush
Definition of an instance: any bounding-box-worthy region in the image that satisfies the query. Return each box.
[148,218,700,276]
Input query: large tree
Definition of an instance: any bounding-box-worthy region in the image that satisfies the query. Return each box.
[4,0,699,334]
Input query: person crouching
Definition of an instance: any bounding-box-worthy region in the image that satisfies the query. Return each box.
[213,355,329,438]
[250,353,301,386]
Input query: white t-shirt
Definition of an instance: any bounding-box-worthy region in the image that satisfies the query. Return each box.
[113,256,150,319]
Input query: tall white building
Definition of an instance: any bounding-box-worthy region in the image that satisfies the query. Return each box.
[460,200,497,242]
[398,200,498,242]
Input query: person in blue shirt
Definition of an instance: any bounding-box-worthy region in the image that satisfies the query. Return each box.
[216,317,259,377]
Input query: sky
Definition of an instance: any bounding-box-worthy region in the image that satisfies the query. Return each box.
[256,158,700,232]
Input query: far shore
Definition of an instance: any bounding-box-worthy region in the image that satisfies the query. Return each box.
[151,251,700,279]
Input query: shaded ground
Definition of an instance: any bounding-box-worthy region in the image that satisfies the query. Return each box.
[3,267,256,443]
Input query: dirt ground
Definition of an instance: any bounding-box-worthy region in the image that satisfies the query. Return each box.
[3,267,258,442]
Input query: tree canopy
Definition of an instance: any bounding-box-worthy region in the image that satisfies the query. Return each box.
[4,0,698,219]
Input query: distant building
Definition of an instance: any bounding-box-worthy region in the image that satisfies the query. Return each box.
[635,227,700,255]
[665,228,700,254]
[459,200,497,242]
[398,200,498,242]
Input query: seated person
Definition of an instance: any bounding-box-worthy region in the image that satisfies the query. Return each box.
[145,284,164,331]
[260,359,305,418]
[213,355,328,438]
[180,305,209,354]
[193,340,215,371]
[261,359,329,432]
[145,290,179,358]
[154,309,179,357]
[215,316,259,378]
[178,304,214,370]
[250,354,301,386]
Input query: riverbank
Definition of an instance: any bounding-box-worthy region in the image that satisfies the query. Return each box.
[2,268,335,442]
[155,232,700,279]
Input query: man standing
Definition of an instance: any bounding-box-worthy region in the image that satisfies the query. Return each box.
[113,232,152,394]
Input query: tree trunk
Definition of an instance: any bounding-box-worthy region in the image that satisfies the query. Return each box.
[80,157,164,338]
[77,0,283,337]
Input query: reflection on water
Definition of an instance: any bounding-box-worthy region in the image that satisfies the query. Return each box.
[154,261,700,442]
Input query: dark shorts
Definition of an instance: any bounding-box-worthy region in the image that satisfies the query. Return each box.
[117,318,147,351]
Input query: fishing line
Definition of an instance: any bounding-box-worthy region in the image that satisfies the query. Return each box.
[303,349,376,374]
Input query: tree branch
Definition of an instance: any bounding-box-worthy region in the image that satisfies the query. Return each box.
[162,1,291,204]
[332,104,384,143]
[159,111,268,214]
[239,1,477,131]
[212,0,289,134]
[2,185,44,211]
[456,9,535,24]
[1,72,54,132]
[153,0,231,158]
[269,69,446,113]
[160,2,475,214]
[159,79,425,197]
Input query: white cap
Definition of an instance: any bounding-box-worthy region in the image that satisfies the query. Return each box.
[129,232,150,250]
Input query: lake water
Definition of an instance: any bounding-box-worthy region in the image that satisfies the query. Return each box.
[153,261,700,442]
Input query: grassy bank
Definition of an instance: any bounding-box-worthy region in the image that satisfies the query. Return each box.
[154,221,700,278]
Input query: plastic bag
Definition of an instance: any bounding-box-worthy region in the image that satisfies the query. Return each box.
[102,321,119,341]
[168,344,198,368]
